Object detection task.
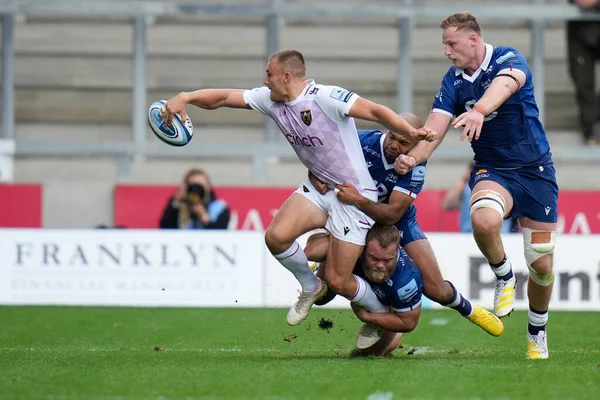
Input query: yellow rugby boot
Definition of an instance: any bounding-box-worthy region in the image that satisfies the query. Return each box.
[467,305,505,337]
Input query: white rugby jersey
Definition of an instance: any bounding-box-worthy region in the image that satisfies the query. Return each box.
[243,81,376,192]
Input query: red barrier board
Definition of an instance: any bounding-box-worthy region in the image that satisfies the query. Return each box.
[113,185,600,234]
[0,184,42,227]
[113,185,295,230]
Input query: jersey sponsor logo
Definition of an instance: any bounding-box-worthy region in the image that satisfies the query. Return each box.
[482,78,492,90]
[435,90,443,103]
[397,278,418,301]
[409,166,426,187]
[475,169,487,175]
[285,133,324,147]
[385,173,398,184]
[373,286,386,300]
[363,145,380,158]
[454,79,463,86]
[496,51,516,65]
[300,110,312,126]
[330,87,354,102]
[308,87,319,95]
[474,172,489,181]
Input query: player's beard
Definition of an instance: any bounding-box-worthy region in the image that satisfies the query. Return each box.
[363,266,392,284]
[384,148,399,164]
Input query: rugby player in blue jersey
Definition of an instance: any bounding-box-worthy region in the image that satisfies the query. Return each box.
[306,113,503,349]
[395,13,558,359]
[315,224,424,356]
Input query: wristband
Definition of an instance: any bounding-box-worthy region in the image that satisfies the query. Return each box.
[472,104,489,116]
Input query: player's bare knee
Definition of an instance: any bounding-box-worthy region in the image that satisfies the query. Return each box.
[529,259,553,278]
[523,228,556,286]
[470,211,504,237]
[469,190,506,232]
[264,227,289,254]
[304,232,330,262]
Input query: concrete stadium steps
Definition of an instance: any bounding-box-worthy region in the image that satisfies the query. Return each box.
[6,22,568,59]
[15,54,574,93]
[15,87,579,130]
[4,17,578,129]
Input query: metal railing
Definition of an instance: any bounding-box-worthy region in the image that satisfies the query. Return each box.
[1,0,600,181]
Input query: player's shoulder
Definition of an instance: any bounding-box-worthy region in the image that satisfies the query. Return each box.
[312,83,356,103]
[395,249,421,280]
[358,129,384,144]
[390,249,422,298]
[492,45,525,66]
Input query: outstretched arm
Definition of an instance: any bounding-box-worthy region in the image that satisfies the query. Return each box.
[347,98,437,142]
[163,89,247,125]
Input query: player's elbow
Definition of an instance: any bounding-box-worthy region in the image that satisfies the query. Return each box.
[376,212,402,225]
[401,317,419,333]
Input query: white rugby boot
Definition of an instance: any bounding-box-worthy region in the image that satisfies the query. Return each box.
[494,275,516,318]
[355,322,383,349]
[526,330,549,359]
[286,277,328,326]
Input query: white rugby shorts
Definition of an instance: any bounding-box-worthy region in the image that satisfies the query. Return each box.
[294,180,377,246]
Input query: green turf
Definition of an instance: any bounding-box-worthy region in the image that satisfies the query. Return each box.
[0,307,599,400]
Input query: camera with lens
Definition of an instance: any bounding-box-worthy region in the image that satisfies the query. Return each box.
[185,183,206,205]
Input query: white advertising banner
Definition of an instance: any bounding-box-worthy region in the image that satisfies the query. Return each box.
[0,229,266,307]
[265,233,600,311]
[1,230,598,310]
[427,233,600,311]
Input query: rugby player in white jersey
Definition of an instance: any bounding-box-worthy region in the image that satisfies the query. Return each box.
[162,50,436,346]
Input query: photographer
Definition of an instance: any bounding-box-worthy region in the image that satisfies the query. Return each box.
[159,168,230,229]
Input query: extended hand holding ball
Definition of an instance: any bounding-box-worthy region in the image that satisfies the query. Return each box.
[147,100,194,147]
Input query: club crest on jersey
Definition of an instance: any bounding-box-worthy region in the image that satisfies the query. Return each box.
[300,110,312,126]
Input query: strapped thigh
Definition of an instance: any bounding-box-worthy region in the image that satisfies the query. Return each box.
[469,189,507,218]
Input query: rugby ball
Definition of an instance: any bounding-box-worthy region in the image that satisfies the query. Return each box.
[148,100,194,147]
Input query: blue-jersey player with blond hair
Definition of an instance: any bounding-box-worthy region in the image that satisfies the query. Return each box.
[395,12,559,359]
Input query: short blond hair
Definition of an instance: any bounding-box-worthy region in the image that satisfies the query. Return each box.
[366,224,400,249]
[440,12,481,35]
[269,49,306,78]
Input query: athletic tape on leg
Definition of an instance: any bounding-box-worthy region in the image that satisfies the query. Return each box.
[469,190,506,218]
[522,227,556,286]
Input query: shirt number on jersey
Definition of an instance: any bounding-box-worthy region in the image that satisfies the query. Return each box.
[465,100,498,122]
[376,182,389,202]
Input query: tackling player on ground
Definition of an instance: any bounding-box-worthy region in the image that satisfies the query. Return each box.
[311,224,424,357]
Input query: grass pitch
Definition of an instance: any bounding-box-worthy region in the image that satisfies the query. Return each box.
[1,307,599,400]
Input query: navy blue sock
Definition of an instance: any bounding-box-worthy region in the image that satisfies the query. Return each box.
[490,254,514,281]
[444,281,473,317]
